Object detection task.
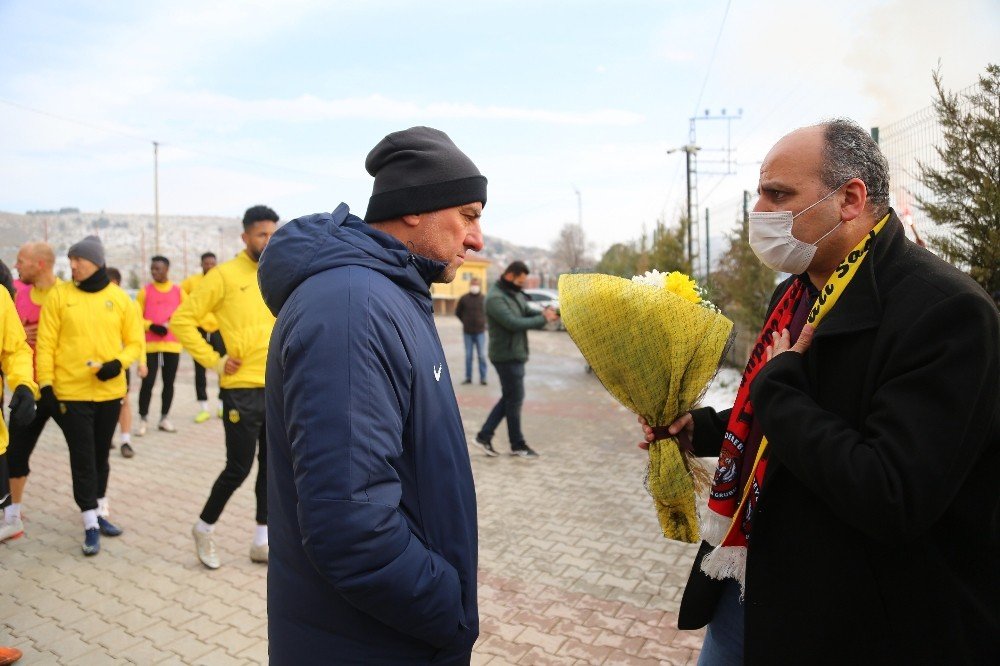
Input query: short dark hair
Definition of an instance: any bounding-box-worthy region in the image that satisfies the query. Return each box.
[820,119,890,219]
[150,255,170,267]
[0,259,14,298]
[106,267,122,284]
[503,261,530,277]
[200,252,217,262]
[243,205,279,229]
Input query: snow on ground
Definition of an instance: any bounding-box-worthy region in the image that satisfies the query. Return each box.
[697,365,742,412]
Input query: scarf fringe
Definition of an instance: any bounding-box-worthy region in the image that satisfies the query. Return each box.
[698,509,731,546]
[700,544,747,597]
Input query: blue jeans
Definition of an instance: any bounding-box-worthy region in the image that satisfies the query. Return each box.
[478,361,526,449]
[697,579,744,665]
[463,332,487,382]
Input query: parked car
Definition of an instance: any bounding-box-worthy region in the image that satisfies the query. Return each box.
[523,288,564,330]
[523,288,559,314]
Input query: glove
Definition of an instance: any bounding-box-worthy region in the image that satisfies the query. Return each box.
[95,359,123,381]
[40,385,58,412]
[8,385,36,428]
[149,323,169,336]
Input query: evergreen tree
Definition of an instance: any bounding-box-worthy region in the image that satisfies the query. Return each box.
[712,213,776,341]
[595,241,641,278]
[917,63,1000,293]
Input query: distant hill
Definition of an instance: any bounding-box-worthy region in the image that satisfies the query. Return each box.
[0,209,556,287]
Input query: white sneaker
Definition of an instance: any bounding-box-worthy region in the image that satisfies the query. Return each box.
[249,542,269,563]
[192,524,220,569]
[136,419,147,437]
[0,518,25,543]
[158,418,177,433]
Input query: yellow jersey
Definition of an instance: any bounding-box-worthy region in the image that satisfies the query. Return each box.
[35,281,144,402]
[171,251,274,389]
[180,272,219,333]
[1,288,37,455]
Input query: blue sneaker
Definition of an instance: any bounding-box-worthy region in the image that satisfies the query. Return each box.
[82,528,100,556]
[97,516,123,537]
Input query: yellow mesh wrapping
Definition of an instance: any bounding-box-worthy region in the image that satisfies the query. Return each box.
[558,273,734,543]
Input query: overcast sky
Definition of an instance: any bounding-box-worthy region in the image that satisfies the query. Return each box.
[1,0,997,253]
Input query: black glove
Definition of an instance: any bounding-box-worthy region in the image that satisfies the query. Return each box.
[8,385,36,428]
[149,324,169,336]
[40,385,58,412]
[95,359,123,381]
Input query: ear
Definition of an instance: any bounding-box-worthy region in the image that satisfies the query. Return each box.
[841,178,867,222]
[401,214,421,228]
[241,230,248,246]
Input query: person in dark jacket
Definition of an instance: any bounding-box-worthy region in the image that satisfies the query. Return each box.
[474,262,558,459]
[641,119,999,664]
[454,278,487,385]
[260,126,486,665]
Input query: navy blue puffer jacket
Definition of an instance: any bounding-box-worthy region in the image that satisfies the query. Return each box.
[259,204,478,665]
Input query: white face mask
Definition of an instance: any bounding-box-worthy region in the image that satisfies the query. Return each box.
[748,183,847,274]
[469,285,481,294]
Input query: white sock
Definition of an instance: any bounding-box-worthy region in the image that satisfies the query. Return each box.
[253,525,268,546]
[4,503,20,522]
[195,519,214,534]
[82,509,99,530]
[200,401,208,412]
[96,497,110,518]
[121,432,131,444]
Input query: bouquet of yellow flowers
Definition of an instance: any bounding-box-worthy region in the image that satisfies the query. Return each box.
[558,270,734,543]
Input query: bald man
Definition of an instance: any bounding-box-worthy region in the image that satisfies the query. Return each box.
[3,242,60,540]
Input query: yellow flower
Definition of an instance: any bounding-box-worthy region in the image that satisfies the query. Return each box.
[663,271,701,304]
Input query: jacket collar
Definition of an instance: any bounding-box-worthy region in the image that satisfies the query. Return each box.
[810,209,905,339]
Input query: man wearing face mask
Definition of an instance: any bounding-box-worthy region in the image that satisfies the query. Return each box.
[475,261,559,459]
[455,277,488,385]
[640,119,999,663]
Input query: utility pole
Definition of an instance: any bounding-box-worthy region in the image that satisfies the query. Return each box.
[704,207,711,281]
[153,141,161,254]
[743,190,751,235]
[667,145,701,270]
[573,187,582,228]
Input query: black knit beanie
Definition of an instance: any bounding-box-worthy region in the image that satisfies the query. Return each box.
[364,126,487,223]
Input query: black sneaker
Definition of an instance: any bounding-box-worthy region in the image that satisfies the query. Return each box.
[97,516,123,537]
[120,443,135,458]
[82,527,100,556]
[474,435,499,457]
[480,380,488,385]
[511,444,540,459]
[461,379,472,385]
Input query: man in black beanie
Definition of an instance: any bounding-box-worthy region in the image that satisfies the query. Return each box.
[260,126,484,664]
[35,235,144,555]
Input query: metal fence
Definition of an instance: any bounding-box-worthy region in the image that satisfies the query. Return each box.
[873,84,978,249]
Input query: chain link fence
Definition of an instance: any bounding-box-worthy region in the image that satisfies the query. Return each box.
[874,84,978,250]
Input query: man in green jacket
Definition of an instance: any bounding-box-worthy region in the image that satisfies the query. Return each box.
[475,261,559,458]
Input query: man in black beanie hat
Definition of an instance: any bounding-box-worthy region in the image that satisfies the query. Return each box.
[259,126,485,664]
[35,235,144,555]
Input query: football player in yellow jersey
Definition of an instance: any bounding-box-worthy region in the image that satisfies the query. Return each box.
[181,251,225,423]
[35,236,144,556]
[0,262,37,546]
[5,241,59,539]
[172,206,277,569]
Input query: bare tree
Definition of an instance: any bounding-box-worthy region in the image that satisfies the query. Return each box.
[551,223,592,274]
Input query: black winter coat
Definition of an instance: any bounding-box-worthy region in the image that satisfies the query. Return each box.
[681,212,1000,664]
[455,292,486,334]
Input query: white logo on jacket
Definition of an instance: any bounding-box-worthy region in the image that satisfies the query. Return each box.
[433,364,443,382]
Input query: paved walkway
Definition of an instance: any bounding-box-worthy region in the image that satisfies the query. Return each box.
[1,316,729,664]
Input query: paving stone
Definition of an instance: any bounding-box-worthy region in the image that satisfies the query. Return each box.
[0,321,719,664]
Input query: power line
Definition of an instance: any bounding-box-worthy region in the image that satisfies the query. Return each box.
[0,97,339,180]
[691,0,733,117]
